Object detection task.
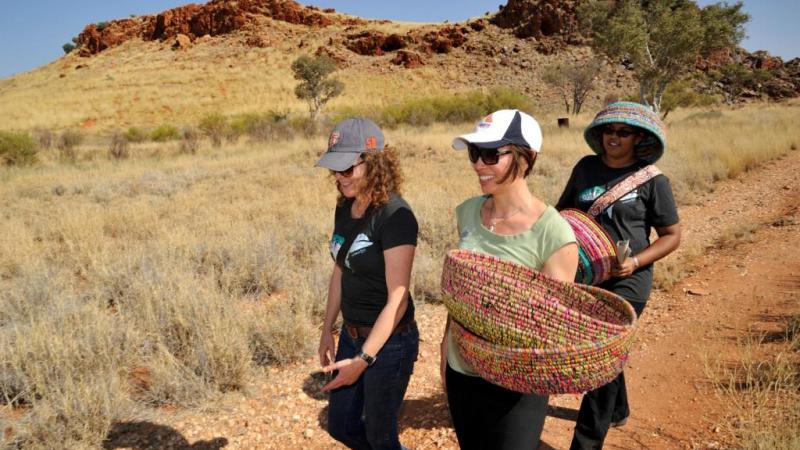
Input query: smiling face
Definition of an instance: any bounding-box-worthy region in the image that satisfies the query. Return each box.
[601,124,643,163]
[471,145,531,195]
[333,158,367,199]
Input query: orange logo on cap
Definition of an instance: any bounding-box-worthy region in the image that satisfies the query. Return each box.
[478,114,494,128]
[365,136,378,150]
[328,131,340,149]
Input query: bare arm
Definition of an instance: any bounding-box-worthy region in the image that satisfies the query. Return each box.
[318,263,343,368]
[322,245,415,391]
[542,242,580,282]
[613,223,682,278]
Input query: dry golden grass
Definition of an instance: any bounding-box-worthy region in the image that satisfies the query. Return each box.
[703,294,800,449]
[1,101,798,448]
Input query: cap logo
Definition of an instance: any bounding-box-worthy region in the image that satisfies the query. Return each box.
[478,114,493,129]
[365,136,378,150]
[328,131,340,149]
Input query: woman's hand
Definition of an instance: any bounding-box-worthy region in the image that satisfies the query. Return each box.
[321,357,368,392]
[613,256,638,278]
[318,331,336,368]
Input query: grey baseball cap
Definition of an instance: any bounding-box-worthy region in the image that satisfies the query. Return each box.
[315,117,385,171]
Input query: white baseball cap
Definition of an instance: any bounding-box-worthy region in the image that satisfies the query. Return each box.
[452,109,542,152]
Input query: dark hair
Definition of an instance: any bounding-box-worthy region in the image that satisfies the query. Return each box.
[496,144,537,184]
[336,147,404,207]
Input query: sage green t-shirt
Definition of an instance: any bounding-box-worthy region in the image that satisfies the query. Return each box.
[447,195,577,376]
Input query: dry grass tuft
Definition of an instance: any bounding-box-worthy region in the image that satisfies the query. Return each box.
[703,296,800,449]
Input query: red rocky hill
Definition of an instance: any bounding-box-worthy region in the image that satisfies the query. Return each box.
[70,0,798,103]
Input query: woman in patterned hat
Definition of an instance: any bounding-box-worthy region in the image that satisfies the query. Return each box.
[441,109,579,449]
[556,102,682,449]
[316,117,420,450]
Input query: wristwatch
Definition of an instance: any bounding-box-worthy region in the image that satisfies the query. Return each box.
[356,350,376,366]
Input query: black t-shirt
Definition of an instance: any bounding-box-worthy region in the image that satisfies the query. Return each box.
[556,155,679,303]
[330,193,418,326]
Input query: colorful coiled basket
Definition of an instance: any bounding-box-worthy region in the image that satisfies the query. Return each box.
[560,208,617,285]
[442,249,637,395]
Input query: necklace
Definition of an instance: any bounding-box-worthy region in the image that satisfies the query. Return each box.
[486,203,524,232]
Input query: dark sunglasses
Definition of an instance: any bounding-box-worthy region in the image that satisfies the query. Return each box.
[468,144,513,165]
[329,161,364,177]
[601,127,639,138]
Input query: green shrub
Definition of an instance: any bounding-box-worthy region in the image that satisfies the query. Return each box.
[123,127,148,143]
[0,131,38,166]
[33,128,54,150]
[199,113,228,148]
[150,124,180,142]
[62,43,77,54]
[57,130,84,163]
[230,111,296,142]
[108,133,129,160]
[180,128,200,154]
[333,88,535,129]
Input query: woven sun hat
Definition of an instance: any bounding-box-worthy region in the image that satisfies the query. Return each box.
[584,101,667,164]
[560,209,617,285]
[441,249,637,395]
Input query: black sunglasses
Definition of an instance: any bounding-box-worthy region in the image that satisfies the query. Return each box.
[468,144,513,165]
[601,127,639,138]
[329,161,364,177]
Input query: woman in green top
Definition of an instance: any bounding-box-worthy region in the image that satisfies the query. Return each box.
[440,109,579,449]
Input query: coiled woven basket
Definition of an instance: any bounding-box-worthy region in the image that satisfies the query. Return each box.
[559,209,617,286]
[442,249,637,395]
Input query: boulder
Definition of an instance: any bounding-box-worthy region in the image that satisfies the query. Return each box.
[421,26,467,54]
[172,33,192,50]
[492,0,580,46]
[391,50,425,68]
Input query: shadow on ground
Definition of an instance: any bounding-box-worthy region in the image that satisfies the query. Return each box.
[104,421,228,450]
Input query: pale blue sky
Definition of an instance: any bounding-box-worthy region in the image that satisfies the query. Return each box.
[1,1,798,79]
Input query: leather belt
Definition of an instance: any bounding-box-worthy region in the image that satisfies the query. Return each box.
[344,320,416,340]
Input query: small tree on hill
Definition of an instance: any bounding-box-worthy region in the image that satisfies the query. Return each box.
[580,0,749,112]
[291,55,344,121]
[542,58,604,115]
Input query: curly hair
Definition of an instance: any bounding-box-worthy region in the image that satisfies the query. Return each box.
[336,147,404,207]
[496,144,537,184]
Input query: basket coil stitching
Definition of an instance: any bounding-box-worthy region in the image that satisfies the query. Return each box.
[442,249,637,395]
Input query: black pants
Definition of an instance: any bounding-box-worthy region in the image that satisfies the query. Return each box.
[446,365,549,450]
[571,300,646,450]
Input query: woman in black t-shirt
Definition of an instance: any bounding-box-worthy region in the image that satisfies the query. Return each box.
[315,117,419,450]
[556,102,681,449]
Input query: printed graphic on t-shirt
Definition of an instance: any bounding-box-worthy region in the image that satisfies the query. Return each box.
[578,186,606,203]
[345,233,373,269]
[618,190,639,203]
[330,234,345,260]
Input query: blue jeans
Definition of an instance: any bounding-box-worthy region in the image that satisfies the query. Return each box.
[327,323,419,450]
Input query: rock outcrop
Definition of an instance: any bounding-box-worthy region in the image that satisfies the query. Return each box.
[344,31,408,56]
[492,0,581,42]
[76,0,360,55]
